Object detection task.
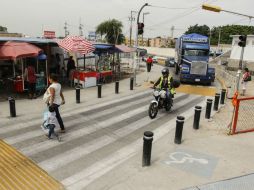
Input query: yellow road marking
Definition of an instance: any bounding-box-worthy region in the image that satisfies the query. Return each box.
[177,84,216,96]
[0,140,64,190]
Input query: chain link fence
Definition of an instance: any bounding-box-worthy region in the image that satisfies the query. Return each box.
[231,97,254,134]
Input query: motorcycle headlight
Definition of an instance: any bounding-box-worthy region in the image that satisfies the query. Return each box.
[160,90,166,98]
[153,90,159,96]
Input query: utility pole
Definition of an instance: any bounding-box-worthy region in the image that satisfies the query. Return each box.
[129,11,137,47]
[134,3,149,86]
[217,27,221,52]
[171,26,175,38]
[79,18,84,36]
[64,21,69,37]
[142,12,150,45]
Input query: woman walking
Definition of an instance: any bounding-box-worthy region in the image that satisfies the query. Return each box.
[47,73,66,133]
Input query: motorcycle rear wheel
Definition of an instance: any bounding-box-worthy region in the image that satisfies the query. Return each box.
[148,102,158,119]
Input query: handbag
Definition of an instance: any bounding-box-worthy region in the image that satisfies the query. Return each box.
[43,89,51,104]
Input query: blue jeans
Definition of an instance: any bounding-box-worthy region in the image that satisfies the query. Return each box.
[46,124,58,138]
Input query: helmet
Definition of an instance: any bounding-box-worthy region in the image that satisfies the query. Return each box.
[161,68,169,76]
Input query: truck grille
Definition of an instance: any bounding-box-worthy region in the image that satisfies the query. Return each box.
[190,61,207,75]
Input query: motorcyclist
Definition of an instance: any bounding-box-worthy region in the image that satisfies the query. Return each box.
[153,67,176,98]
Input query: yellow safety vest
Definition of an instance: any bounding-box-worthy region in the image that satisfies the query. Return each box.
[159,76,172,89]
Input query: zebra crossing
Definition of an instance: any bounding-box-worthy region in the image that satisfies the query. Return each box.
[0,90,206,190]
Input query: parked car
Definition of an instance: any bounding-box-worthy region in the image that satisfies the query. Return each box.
[165,57,175,67]
[152,56,158,63]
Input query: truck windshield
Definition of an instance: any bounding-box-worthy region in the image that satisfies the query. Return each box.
[184,50,208,56]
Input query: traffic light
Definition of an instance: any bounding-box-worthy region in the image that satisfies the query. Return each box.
[238,35,247,47]
[138,23,144,35]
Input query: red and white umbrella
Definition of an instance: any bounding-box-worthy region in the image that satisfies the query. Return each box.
[56,36,95,55]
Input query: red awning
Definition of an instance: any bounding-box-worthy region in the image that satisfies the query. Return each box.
[56,36,95,55]
[0,41,42,60]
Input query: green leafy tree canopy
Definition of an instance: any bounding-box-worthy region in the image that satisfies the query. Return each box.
[0,25,8,32]
[185,24,254,45]
[96,19,124,44]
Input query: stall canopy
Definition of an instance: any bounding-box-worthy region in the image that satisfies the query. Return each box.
[0,41,42,60]
[56,36,95,55]
[115,45,135,53]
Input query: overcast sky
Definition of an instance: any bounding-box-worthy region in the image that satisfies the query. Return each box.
[1,0,253,39]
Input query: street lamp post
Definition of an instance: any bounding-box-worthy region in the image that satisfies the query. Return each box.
[202,3,254,92]
[142,12,150,45]
[129,11,137,47]
[134,3,149,86]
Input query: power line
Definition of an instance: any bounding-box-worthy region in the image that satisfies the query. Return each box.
[146,0,219,29]
[149,5,196,10]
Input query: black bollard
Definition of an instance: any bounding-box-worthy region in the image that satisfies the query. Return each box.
[220,89,226,105]
[130,77,134,90]
[213,93,220,111]
[8,97,16,117]
[142,131,154,167]
[75,87,80,103]
[205,99,213,119]
[174,116,185,144]
[115,81,119,94]
[193,106,202,130]
[97,84,102,98]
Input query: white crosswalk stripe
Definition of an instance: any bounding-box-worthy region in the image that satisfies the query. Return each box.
[2,91,205,190]
[38,95,199,172]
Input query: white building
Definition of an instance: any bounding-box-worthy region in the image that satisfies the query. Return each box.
[229,35,254,70]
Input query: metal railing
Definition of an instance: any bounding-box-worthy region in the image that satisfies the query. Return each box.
[231,97,254,134]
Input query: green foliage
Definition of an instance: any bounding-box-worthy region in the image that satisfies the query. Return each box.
[96,19,125,44]
[185,24,254,45]
[0,25,7,32]
[185,24,210,37]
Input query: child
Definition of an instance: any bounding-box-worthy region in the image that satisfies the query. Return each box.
[41,105,61,141]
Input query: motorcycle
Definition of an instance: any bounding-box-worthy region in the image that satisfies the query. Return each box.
[148,88,173,119]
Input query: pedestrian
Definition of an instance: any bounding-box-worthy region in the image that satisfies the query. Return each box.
[42,105,60,141]
[241,67,251,96]
[146,56,153,72]
[67,56,76,78]
[47,73,66,133]
[24,62,37,99]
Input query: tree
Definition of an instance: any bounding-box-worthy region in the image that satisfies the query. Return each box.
[96,19,125,44]
[185,24,210,36]
[185,24,254,45]
[0,25,8,32]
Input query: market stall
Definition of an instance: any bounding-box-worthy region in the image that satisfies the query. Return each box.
[56,36,95,88]
[0,41,46,94]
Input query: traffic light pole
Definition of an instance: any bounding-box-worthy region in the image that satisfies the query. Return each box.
[134,3,149,86]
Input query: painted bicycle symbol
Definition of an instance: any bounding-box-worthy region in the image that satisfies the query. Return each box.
[165,152,208,165]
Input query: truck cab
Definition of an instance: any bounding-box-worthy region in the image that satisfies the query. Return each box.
[175,33,215,85]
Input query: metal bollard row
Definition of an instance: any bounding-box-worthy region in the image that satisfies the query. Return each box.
[205,99,213,119]
[220,89,226,105]
[76,86,80,103]
[174,116,185,144]
[142,131,154,167]
[8,97,16,117]
[213,93,220,111]
[97,84,102,98]
[130,77,134,90]
[115,81,119,94]
[193,106,202,130]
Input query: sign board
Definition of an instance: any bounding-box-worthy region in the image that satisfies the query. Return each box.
[43,31,56,39]
[88,31,96,40]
